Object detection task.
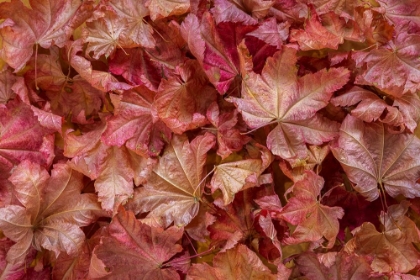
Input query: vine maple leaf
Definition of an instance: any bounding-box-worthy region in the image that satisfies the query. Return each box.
[102,87,171,157]
[65,124,155,212]
[155,60,217,134]
[127,133,215,227]
[211,0,273,25]
[296,251,372,280]
[105,0,155,48]
[67,40,132,93]
[309,0,364,19]
[0,98,54,177]
[0,69,17,104]
[52,228,102,280]
[0,0,89,71]
[0,161,101,263]
[211,144,273,205]
[25,50,104,123]
[0,238,39,279]
[180,13,256,94]
[290,8,344,50]
[228,47,349,160]
[353,31,420,95]
[109,48,162,91]
[146,0,190,20]
[331,86,405,130]
[278,171,344,248]
[331,115,420,201]
[92,207,184,279]
[206,102,250,159]
[83,10,128,60]
[186,244,277,280]
[208,186,276,252]
[375,0,420,30]
[247,18,290,49]
[345,202,420,273]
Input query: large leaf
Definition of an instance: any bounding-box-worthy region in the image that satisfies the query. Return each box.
[211,145,273,205]
[128,133,215,227]
[0,0,88,70]
[105,0,155,48]
[296,251,372,280]
[278,171,344,248]
[0,98,54,178]
[354,31,420,95]
[186,244,277,280]
[155,60,217,134]
[345,202,420,273]
[92,207,184,279]
[331,115,420,201]
[102,87,171,157]
[376,0,420,30]
[228,47,349,160]
[211,0,273,25]
[0,161,101,263]
[180,13,255,94]
[64,125,154,212]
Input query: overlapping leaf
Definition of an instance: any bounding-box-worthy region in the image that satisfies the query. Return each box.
[92,207,184,279]
[331,115,420,201]
[278,171,344,248]
[211,144,273,205]
[102,87,171,157]
[0,98,54,178]
[155,60,217,134]
[345,202,420,273]
[127,133,215,227]
[180,13,256,94]
[353,31,420,95]
[64,124,155,212]
[206,102,250,159]
[0,161,101,263]
[0,0,89,71]
[186,244,277,280]
[228,47,349,160]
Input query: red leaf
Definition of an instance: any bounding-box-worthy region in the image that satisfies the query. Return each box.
[247,18,290,49]
[346,202,420,273]
[102,87,171,157]
[155,60,217,134]
[206,101,250,159]
[0,161,101,263]
[0,98,54,177]
[278,171,344,248]
[331,86,405,130]
[0,0,89,71]
[228,47,349,160]
[354,31,420,95]
[375,0,420,31]
[92,207,184,279]
[127,133,215,227]
[210,0,273,25]
[211,144,273,205]
[0,69,17,104]
[65,125,154,212]
[180,13,256,94]
[331,115,420,201]
[146,0,190,20]
[297,251,372,280]
[105,0,155,48]
[186,244,277,280]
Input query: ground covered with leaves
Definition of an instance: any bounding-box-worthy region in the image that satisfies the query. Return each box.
[1,0,420,279]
